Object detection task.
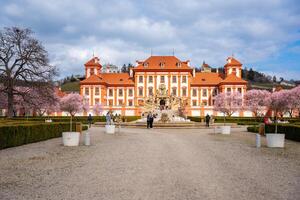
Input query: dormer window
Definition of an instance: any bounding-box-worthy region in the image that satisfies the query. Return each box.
[143,62,148,67]
[176,62,181,67]
[159,62,165,68]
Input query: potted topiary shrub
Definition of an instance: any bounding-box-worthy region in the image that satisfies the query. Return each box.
[213,92,242,134]
[266,90,287,148]
[60,93,83,146]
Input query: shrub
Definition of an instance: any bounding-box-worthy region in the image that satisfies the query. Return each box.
[8,116,141,123]
[82,125,88,131]
[0,122,75,150]
[247,125,259,133]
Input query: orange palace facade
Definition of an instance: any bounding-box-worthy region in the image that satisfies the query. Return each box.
[80,55,248,117]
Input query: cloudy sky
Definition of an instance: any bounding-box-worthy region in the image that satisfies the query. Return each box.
[1,0,300,80]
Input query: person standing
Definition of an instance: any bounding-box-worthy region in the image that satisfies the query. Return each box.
[106,112,111,125]
[149,112,154,128]
[87,114,93,128]
[147,112,151,129]
[205,114,211,127]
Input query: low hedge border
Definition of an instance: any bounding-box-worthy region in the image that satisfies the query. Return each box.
[0,122,77,150]
[188,116,300,124]
[5,116,141,124]
[247,124,300,142]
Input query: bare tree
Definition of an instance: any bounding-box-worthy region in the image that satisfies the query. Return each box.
[0,27,57,117]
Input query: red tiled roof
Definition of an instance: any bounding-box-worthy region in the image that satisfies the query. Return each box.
[134,56,192,71]
[219,74,247,85]
[80,73,134,86]
[84,57,102,68]
[224,57,242,67]
[55,87,66,98]
[191,72,223,86]
[102,73,134,85]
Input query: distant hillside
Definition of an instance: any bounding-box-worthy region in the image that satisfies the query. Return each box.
[60,81,80,92]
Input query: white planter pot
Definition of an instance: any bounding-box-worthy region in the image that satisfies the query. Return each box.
[105,125,115,134]
[220,126,231,134]
[266,134,285,148]
[62,132,80,146]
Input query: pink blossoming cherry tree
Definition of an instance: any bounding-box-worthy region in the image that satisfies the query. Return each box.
[93,103,103,116]
[244,89,271,119]
[60,93,83,131]
[269,90,289,133]
[214,92,243,125]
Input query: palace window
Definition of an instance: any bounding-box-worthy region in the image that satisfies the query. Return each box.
[108,100,113,106]
[192,100,197,106]
[212,88,218,96]
[238,88,242,94]
[227,88,231,93]
[192,89,197,97]
[182,76,187,83]
[85,88,89,95]
[128,100,133,106]
[95,98,100,103]
[148,76,153,83]
[172,87,177,95]
[172,76,177,83]
[95,87,100,95]
[148,87,153,96]
[143,62,148,67]
[118,100,123,106]
[139,76,143,83]
[182,87,187,96]
[203,101,207,106]
[128,89,133,97]
[160,76,165,83]
[202,89,207,97]
[176,62,181,67]
[138,87,143,96]
[118,89,123,97]
[108,89,113,97]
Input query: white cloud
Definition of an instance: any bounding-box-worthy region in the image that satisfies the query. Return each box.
[0,0,299,79]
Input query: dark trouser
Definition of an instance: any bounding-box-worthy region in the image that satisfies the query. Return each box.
[206,121,209,127]
[147,121,150,128]
[150,120,153,128]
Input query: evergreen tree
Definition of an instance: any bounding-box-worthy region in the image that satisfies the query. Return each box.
[121,64,127,73]
[272,76,277,83]
[248,68,254,81]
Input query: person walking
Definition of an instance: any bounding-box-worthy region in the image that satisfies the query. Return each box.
[87,114,93,128]
[205,114,211,127]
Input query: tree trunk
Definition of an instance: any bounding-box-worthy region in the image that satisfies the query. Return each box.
[7,86,14,118]
[70,115,72,132]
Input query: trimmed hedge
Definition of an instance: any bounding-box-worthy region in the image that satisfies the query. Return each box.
[0,122,76,150]
[247,124,300,142]
[265,124,300,142]
[188,116,264,123]
[247,126,259,133]
[7,116,141,124]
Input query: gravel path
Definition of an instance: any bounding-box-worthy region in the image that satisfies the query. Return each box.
[0,127,299,200]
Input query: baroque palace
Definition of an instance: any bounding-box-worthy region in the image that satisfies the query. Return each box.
[80,55,248,117]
